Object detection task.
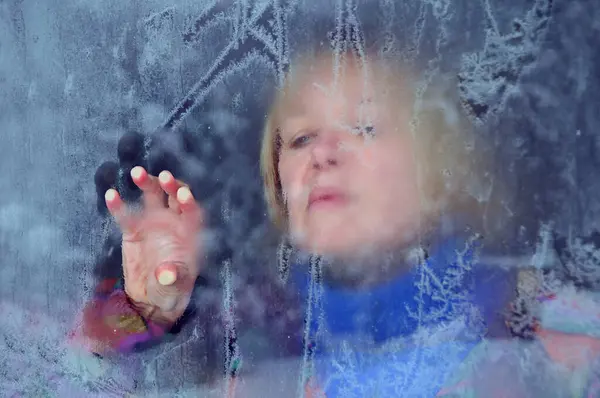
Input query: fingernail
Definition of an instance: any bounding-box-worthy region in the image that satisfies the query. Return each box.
[157,269,177,286]
[131,166,143,180]
[159,171,171,184]
[105,189,117,202]
[177,187,192,203]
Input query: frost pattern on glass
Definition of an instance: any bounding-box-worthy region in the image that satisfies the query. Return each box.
[162,0,293,132]
[297,254,324,397]
[458,0,553,124]
[221,258,241,397]
[2,0,600,396]
[277,236,293,283]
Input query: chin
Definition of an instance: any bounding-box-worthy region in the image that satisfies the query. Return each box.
[302,234,371,260]
[290,217,396,259]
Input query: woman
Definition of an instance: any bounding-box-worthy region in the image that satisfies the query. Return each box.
[72,48,600,397]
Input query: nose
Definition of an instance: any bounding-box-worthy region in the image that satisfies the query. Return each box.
[310,132,342,170]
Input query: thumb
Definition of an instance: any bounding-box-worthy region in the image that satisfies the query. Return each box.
[147,262,194,313]
[156,263,178,287]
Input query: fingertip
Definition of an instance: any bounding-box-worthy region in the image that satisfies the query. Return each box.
[105,189,123,215]
[177,186,193,204]
[105,188,118,203]
[156,264,178,286]
[159,170,172,185]
[131,166,145,181]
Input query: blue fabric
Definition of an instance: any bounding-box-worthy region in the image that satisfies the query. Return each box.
[291,235,513,397]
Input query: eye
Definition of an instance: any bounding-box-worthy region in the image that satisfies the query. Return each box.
[289,131,316,149]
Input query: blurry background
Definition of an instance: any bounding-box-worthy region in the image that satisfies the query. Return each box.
[1,0,599,395]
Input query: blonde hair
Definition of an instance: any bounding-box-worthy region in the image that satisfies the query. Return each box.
[260,49,501,238]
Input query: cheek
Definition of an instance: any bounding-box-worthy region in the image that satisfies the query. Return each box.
[278,159,307,215]
[359,146,421,224]
[380,156,420,209]
[361,139,417,187]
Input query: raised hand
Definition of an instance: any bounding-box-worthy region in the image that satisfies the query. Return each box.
[105,166,203,325]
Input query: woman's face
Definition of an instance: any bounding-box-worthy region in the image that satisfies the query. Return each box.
[277,61,422,260]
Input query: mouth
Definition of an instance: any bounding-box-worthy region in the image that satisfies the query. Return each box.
[307,187,348,210]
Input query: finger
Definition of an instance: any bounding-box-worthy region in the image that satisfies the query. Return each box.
[118,165,142,203]
[94,161,119,217]
[177,186,203,233]
[130,166,165,209]
[168,194,181,214]
[105,189,137,234]
[159,170,188,213]
[158,170,183,196]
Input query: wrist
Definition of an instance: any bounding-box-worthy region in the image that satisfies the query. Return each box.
[124,294,181,329]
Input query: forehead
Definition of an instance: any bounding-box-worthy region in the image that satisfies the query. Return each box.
[276,60,390,124]
[291,60,376,102]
